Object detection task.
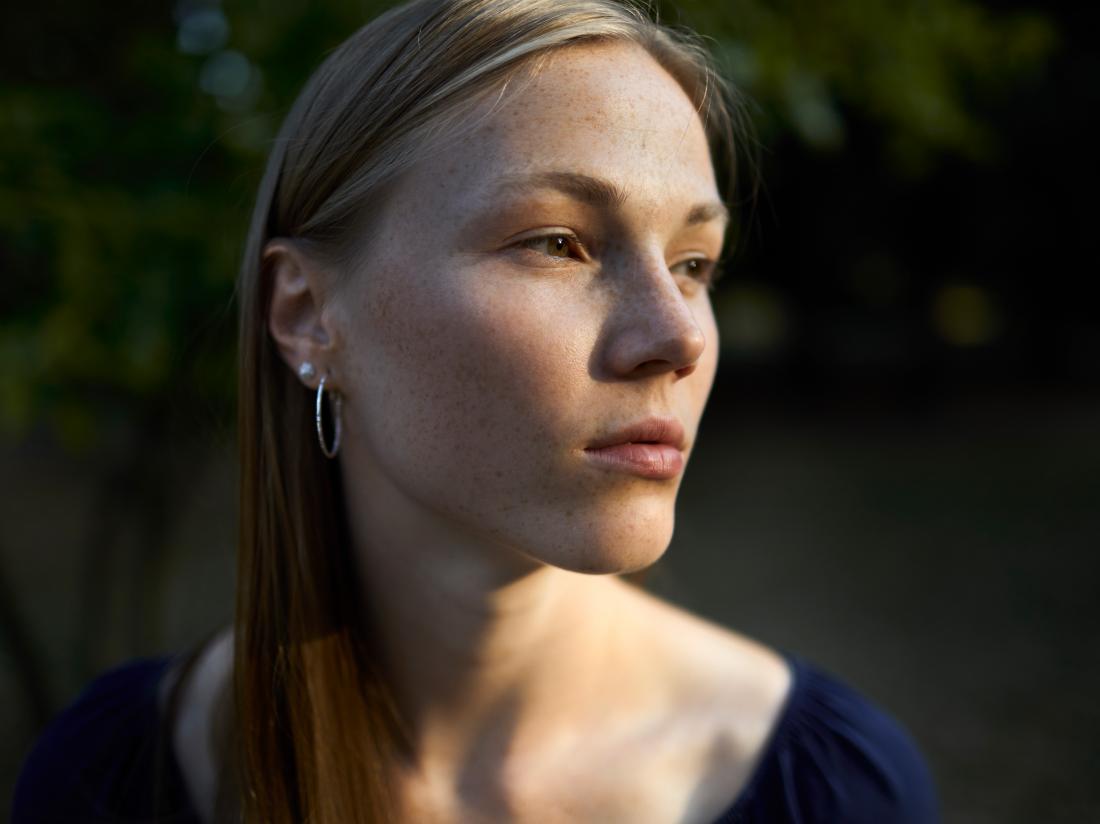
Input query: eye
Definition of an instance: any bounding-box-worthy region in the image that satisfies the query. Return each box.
[518,233,586,260]
[671,257,720,289]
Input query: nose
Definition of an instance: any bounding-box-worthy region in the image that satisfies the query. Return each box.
[598,255,707,380]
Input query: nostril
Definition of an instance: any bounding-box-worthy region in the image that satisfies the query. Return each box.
[675,363,697,379]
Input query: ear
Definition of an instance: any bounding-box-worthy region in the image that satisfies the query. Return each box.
[264,239,339,385]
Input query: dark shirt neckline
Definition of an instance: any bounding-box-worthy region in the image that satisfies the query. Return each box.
[15,646,939,823]
[153,649,804,824]
[710,650,803,821]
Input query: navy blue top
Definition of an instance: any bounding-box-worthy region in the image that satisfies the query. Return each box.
[12,652,939,823]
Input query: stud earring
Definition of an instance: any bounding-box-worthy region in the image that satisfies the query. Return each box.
[298,361,317,381]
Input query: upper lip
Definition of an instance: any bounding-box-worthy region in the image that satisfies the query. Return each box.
[585,416,687,451]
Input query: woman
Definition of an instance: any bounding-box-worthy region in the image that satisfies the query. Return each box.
[13,0,939,821]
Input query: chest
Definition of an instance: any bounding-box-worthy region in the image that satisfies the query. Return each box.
[388,720,753,824]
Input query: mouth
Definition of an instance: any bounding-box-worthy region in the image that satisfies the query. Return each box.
[584,416,687,451]
[582,416,686,480]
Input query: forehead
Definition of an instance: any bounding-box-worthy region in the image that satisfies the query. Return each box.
[400,41,719,218]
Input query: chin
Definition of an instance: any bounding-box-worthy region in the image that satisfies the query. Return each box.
[517,498,676,575]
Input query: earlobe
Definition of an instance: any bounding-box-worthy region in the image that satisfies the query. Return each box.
[264,239,336,377]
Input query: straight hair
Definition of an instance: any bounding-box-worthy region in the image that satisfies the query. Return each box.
[233,1,749,820]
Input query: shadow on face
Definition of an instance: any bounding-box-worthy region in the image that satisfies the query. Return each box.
[328,41,728,576]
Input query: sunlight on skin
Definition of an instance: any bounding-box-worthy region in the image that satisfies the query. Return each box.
[262,42,788,821]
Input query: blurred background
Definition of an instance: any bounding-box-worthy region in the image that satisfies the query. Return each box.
[1,0,1097,820]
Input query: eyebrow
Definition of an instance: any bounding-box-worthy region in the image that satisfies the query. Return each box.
[490,170,729,228]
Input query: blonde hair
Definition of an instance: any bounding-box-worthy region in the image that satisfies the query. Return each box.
[234,1,746,821]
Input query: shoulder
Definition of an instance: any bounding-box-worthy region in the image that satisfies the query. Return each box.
[722,654,940,824]
[12,656,198,824]
[171,628,235,823]
[615,584,938,823]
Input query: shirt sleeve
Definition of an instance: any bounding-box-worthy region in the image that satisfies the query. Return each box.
[724,655,941,824]
[11,657,198,824]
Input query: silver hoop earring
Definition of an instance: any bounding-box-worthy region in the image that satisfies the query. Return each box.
[315,375,342,459]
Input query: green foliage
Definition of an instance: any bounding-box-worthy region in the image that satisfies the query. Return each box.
[0,0,1056,448]
[677,0,1055,169]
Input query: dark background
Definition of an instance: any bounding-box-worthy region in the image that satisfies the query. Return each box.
[2,0,1097,820]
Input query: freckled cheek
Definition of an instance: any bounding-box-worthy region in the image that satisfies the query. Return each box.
[450,305,587,448]
[359,278,587,461]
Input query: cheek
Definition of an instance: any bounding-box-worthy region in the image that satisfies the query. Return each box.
[345,265,587,490]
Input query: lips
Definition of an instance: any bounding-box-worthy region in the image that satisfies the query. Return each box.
[584,417,686,452]
[583,417,686,480]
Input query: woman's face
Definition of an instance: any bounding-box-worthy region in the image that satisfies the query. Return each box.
[330,41,726,575]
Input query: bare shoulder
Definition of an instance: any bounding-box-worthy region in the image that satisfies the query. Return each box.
[611,580,793,822]
[161,627,234,824]
[616,579,792,708]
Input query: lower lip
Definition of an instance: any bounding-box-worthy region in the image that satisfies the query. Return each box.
[582,443,684,480]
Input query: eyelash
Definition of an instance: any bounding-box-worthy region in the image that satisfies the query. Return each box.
[516,233,722,290]
[672,258,721,290]
[518,233,586,261]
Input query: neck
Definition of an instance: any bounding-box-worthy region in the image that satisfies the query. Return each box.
[345,460,655,778]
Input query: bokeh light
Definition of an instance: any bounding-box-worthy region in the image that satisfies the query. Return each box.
[932,283,1001,347]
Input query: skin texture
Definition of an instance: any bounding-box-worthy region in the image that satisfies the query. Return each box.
[332,44,724,578]
[256,41,791,822]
